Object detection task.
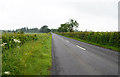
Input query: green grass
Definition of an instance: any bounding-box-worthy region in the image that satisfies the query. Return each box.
[59,35,119,52]
[2,33,52,75]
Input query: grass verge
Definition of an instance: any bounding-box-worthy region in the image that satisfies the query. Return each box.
[2,33,52,75]
[59,35,119,52]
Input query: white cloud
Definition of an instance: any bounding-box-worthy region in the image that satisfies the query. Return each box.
[0,0,119,31]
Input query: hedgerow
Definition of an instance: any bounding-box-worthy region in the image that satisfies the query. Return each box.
[57,32,120,51]
[1,33,38,51]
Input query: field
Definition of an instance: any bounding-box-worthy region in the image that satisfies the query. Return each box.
[57,32,120,52]
[2,32,52,75]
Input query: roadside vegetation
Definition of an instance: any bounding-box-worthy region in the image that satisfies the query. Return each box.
[2,32,52,75]
[50,19,119,52]
[1,18,119,75]
[57,32,120,52]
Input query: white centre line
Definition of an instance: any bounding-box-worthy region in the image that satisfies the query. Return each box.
[76,45,86,50]
[66,40,69,43]
[61,38,64,40]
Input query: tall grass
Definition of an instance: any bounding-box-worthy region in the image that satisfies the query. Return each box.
[2,33,38,51]
[57,32,120,51]
[2,33,52,75]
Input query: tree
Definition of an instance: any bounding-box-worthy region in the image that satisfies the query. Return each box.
[58,19,79,32]
[40,25,51,33]
[51,29,58,32]
[68,19,79,32]
[26,27,28,32]
[58,23,69,32]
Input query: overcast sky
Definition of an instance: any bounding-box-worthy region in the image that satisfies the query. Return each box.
[0,0,119,31]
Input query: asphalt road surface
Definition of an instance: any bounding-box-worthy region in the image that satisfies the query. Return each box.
[52,33,118,75]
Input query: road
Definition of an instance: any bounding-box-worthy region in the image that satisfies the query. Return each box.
[52,33,118,75]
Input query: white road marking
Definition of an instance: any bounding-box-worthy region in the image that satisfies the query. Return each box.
[66,40,69,43]
[76,45,86,50]
[61,38,64,40]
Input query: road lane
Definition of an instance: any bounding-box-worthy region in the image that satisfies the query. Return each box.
[52,33,118,75]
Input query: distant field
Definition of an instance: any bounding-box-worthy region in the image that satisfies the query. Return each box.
[24,32,40,34]
[2,33,52,75]
[57,32,120,52]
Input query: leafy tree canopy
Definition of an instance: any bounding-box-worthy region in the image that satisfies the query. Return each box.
[58,19,79,32]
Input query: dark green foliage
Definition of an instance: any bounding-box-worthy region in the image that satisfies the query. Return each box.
[57,32,120,51]
[39,25,51,33]
[6,26,51,33]
[58,19,79,32]
[16,27,39,33]
[50,29,58,32]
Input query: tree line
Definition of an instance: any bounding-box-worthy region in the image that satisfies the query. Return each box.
[4,19,79,33]
[6,25,51,33]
